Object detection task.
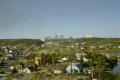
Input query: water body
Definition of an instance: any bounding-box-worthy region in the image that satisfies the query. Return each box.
[98,52,120,74]
[113,62,120,74]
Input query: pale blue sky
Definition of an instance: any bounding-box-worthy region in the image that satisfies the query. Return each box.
[0,0,120,38]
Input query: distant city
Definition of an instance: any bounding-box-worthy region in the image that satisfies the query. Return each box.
[0,0,120,80]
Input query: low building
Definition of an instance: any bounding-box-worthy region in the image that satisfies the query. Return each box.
[6,54,13,59]
[24,53,36,60]
[62,57,69,62]
[34,54,46,66]
[75,52,87,61]
[65,62,83,73]
[23,67,31,73]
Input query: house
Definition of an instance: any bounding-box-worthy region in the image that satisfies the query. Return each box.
[76,43,79,45]
[23,67,31,73]
[2,46,9,54]
[0,60,3,66]
[118,46,120,48]
[57,57,69,63]
[9,50,12,53]
[98,45,107,49]
[107,53,117,59]
[24,53,36,60]
[65,62,83,73]
[80,46,85,50]
[2,56,8,60]
[16,62,25,73]
[16,63,33,74]
[0,54,13,60]
[75,52,87,61]
[17,67,32,73]
[10,66,14,70]
[52,70,62,74]
[34,54,46,66]
[6,54,13,59]
[62,57,69,62]
[89,45,96,49]
[75,53,81,60]
[83,57,90,63]
[75,52,90,62]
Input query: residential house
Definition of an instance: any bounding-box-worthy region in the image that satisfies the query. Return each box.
[6,53,13,59]
[23,67,32,73]
[15,62,33,74]
[75,52,90,62]
[34,54,46,66]
[57,57,69,63]
[24,53,36,60]
[75,52,87,60]
[1,56,8,60]
[65,62,83,73]
[62,57,69,62]
[118,46,120,48]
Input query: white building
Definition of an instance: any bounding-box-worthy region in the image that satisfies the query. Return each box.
[66,62,83,73]
[86,34,93,38]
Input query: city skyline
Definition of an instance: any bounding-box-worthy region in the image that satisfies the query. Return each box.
[0,0,120,39]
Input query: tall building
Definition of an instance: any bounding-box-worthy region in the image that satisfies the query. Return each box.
[86,34,93,38]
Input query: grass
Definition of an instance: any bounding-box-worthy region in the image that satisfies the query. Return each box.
[92,48,120,53]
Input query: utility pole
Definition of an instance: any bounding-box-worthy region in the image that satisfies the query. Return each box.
[98,69,101,80]
[68,47,72,80]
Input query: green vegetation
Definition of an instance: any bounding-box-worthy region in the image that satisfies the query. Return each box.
[1,38,120,80]
[0,39,43,46]
[92,48,120,53]
[0,48,4,55]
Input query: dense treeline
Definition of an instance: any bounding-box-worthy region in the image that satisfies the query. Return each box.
[1,38,120,46]
[75,38,120,45]
[0,39,43,46]
[48,38,120,45]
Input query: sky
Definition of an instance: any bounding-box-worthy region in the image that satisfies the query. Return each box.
[0,0,120,39]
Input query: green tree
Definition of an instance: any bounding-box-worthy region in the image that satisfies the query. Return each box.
[51,53,56,65]
[0,48,4,55]
[116,75,120,80]
[6,72,13,80]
